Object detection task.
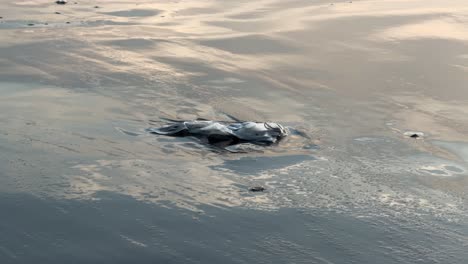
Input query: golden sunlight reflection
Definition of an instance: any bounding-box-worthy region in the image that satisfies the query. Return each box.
[0,0,467,217]
[374,18,468,42]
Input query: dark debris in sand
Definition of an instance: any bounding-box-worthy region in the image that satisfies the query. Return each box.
[249,187,266,192]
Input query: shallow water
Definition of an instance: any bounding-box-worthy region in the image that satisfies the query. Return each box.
[1,0,468,263]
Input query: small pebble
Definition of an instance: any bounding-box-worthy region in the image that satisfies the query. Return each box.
[56,0,67,4]
[94,6,99,8]
[404,131,424,139]
[55,12,61,14]
[66,21,70,24]
[27,23,34,26]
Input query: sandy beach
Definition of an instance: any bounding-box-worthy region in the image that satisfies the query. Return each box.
[0,0,467,263]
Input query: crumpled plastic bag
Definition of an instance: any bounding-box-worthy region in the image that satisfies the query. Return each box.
[148,120,288,147]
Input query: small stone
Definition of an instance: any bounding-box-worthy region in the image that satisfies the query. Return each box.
[249,187,265,192]
[404,131,424,139]
[55,11,61,14]
[56,0,67,4]
[66,21,70,24]
[27,23,34,26]
[94,6,99,8]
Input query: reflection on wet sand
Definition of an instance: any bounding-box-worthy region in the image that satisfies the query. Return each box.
[0,0,466,212]
[68,159,242,212]
[1,0,468,262]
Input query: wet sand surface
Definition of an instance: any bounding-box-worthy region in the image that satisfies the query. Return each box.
[1,0,468,263]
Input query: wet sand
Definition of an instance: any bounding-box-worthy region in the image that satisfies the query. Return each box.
[0,0,468,263]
